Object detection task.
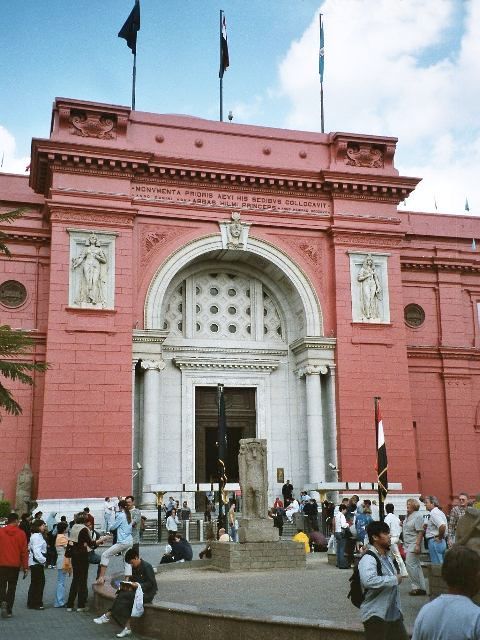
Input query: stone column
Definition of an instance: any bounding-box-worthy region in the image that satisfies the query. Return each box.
[141,359,165,507]
[300,365,327,484]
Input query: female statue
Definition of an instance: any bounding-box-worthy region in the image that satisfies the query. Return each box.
[72,233,108,307]
[357,254,382,320]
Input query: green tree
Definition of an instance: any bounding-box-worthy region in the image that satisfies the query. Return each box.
[0,209,47,416]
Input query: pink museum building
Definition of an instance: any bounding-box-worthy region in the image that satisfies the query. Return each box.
[1,97,479,513]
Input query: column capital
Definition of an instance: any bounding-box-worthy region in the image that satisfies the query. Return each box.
[297,364,328,378]
[141,359,166,372]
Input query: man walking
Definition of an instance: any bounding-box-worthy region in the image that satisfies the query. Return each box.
[282,479,293,508]
[424,496,448,564]
[448,492,469,546]
[0,512,29,618]
[359,520,408,639]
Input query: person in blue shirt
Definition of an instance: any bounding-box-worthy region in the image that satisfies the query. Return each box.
[95,500,133,585]
[412,545,480,640]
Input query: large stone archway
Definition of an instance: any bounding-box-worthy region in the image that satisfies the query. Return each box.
[134,234,336,507]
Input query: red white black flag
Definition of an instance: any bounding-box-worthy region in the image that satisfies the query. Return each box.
[219,12,229,78]
[376,399,388,500]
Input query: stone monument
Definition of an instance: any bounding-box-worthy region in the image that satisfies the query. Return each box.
[15,463,33,512]
[210,438,305,571]
[237,439,278,543]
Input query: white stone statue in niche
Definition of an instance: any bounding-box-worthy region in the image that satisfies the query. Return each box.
[357,253,382,320]
[72,233,108,307]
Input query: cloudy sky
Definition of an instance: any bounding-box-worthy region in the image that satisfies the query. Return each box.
[0,0,477,215]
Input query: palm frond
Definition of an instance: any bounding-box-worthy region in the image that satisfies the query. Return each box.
[0,383,23,416]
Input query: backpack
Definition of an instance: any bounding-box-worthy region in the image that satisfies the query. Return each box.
[347,550,399,608]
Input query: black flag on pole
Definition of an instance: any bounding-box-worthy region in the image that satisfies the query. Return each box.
[118,0,141,54]
[219,12,229,78]
[376,399,388,501]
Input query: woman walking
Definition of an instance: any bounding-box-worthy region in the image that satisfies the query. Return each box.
[95,500,133,585]
[27,519,47,609]
[66,512,108,611]
[54,522,70,607]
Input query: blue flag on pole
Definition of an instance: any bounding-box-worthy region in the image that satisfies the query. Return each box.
[319,15,325,83]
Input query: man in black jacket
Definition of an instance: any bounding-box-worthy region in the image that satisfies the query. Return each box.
[93,549,157,638]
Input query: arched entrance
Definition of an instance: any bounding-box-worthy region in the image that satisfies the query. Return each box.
[134,235,336,507]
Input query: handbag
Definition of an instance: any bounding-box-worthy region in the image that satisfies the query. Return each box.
[64,542,73,558]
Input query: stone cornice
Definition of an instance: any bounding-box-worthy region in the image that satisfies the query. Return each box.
[30,141,417,207]
[133,329,169,344]
[162,344,288,356]
[401,257,480,273]
[2,231,50,244]
[173,357,279,371]
[407,345,480,361]
[47,202,135,227]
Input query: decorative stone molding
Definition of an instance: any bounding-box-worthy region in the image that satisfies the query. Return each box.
[50,210,134,228]
[133,330,169,344]
[401,260,480,274]
[346,142,384,168]
[349,252,391,324]
[289,336,337,354]
[70,111,117,139]
[173,357,278,372]
[162,345,287,356]
[68,229,117,310]
[286,236,323,267]
[140,359,166,372]
[219,211,251,250]
[140,225,185,267]
[331,231,402,248]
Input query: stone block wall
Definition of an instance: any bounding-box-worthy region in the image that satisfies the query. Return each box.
[209,540,306,572]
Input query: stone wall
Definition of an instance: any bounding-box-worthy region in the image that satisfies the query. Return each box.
[209,540,306,572]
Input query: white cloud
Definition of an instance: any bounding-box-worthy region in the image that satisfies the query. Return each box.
[274,0,479,215]
[0,126,30,175]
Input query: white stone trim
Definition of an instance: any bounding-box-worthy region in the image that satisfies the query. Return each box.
[144,234,323,335]
[349,251,390,323]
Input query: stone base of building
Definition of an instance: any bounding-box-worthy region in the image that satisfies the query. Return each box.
[210,540,306,572]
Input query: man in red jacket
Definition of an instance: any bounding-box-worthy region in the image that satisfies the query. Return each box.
[0,512,29,618]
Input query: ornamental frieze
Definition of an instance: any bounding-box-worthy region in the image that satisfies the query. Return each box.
[140,224,187,267]
[346,142,384,168]
[49,211,134,227]
[70,111,117,139]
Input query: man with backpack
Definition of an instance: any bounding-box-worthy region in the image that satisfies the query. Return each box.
[358,520,408,639]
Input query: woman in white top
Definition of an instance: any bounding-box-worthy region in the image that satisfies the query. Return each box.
[166,508,180,533]
[27,519,47,609]
[285,498,300,523]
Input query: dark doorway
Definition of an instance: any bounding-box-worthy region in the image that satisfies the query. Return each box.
[195,386,256,486]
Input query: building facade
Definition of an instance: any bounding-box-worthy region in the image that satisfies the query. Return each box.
[1,97,479,513]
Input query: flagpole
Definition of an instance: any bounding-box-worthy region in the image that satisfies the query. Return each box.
[217,383,227,531]
[319,13,325,133]
[219,10,224,122]
[132,51,137,110]
[375,396,385,522]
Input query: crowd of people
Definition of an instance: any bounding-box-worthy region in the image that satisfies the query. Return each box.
[1,488,480,639]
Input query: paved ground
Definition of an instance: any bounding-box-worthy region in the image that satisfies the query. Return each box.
[4,543,429,638]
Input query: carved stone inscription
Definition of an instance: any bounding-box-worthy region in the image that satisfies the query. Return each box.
[68,229,117,310]
[131,183,331,215]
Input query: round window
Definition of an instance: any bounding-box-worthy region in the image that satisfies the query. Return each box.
[210,305,219,314]
[0,280,27,308]
[210,323,219,333]
[228,288,237,297]
[228,324,237,333]
[196,304,201,313]
[177,321,183,331]
[196,322,201,332]
[404,304,425,328]
[210,287,219,296]
[228,306,237,315]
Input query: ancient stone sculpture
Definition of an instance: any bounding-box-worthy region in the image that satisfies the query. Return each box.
[72,233,108,307]
[455,507,480,554]
[357,254,382,320]
[15,463,33,512]
[239,439,268,520]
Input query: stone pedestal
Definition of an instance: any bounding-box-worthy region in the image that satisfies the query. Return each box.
[210,540,306,572]
[238,518,279,543]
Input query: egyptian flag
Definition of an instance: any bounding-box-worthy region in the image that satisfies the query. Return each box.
[376,400,388,500]
[118,0,141,55]
[219,12,229,78]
